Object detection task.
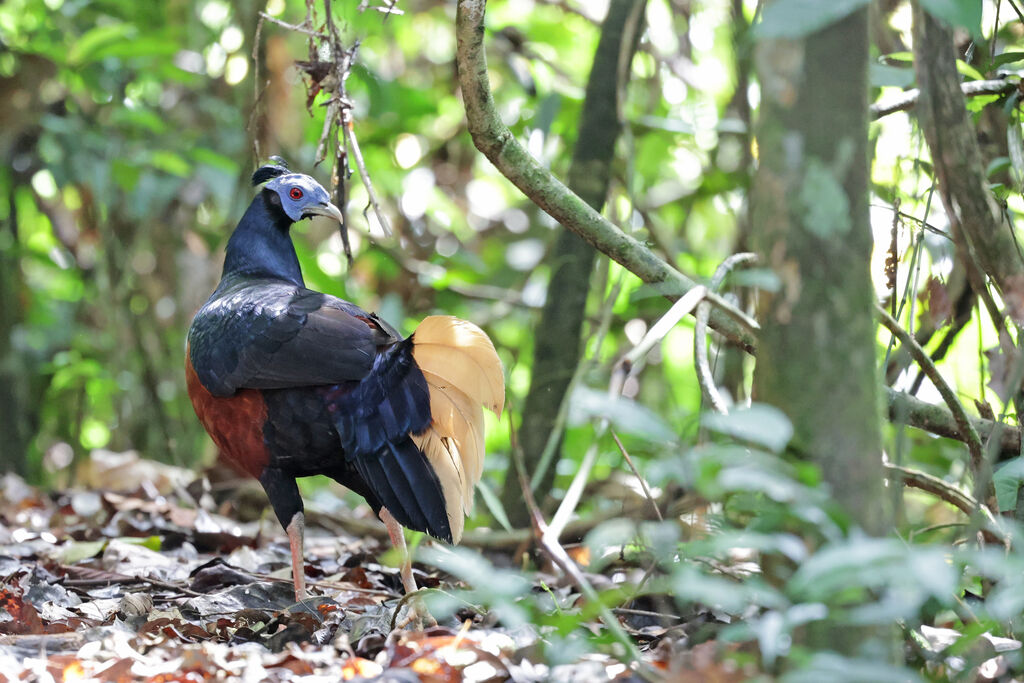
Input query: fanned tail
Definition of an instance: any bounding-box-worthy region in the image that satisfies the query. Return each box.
[411,316,504,543]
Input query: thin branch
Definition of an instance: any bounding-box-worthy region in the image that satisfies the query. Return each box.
[694,252,757,414]
[1007,0,1024,24]
[611,285,707,395]
[883,461,1007,545]
[510,404,646,667]
[610,430,662,522]
[885,387,1021,457]
[550,279,704,540]
[883,461,980,517]
[257,11,330,39]
[341,110,393,237]
[871,78,1021,120]
[454,0,758,354]
[878,306,989,488]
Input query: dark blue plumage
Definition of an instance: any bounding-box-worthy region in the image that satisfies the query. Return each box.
[186,169,454,597]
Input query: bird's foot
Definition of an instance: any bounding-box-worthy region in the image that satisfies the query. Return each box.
[392,589,438,631]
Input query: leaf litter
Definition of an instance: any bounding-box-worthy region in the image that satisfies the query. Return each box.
[0,452,711,682]
[4,451,1016,680]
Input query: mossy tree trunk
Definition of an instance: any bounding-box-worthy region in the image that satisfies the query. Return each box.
[751,6,890,654]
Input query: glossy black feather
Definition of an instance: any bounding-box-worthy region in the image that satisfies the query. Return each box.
[188,182,453,544]
[252,163,290,186]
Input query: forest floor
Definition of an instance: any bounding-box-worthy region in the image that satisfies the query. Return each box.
[0,451,729,682]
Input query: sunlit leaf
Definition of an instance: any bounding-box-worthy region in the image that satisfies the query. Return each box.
[568,386,677,444]
[920,0,983,38]
[67,23,137,65]
[994,456,1024,511]
[702,404,793,452]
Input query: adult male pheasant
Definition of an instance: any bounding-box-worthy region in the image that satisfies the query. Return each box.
[185,163,504,603]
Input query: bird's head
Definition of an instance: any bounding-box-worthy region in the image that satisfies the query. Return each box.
[252,163,343,226]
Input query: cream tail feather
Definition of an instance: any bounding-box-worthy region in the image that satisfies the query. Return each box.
[410,315,504,543]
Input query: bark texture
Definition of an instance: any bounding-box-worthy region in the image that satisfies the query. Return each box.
[751,6,889,652]
[912,4,1024,317]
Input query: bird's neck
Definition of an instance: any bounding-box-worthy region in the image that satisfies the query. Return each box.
[221,192,304,286]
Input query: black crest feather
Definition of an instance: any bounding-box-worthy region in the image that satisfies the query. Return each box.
[252,158,290,186]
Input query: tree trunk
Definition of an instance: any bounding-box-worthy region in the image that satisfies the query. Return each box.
[501,0,647,526]
[751,6,890,654]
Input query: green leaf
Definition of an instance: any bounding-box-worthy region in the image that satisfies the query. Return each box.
[920,0,983,38]
[58,539,107,565]
[994,456,1024,511]
[988,51,1024,70]
[149,150,191,177]
[756,0,870,39]
[882,51,914,64]
[955,59,986,82]
[702,404,793,452]
[67,22,137,66]
[870,63,915,89]
[475,478,513,532]
[569,386,677,443]
[118,535,163,552]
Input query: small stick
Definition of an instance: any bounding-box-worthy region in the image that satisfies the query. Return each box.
[884,461,1007,546]
[878,306,989,490]
[511,420,645,667]
[342,111,393,237]
[257,11,330,39]
[610,430,662,522]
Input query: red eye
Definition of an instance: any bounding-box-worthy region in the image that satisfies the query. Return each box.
[289,187,303,200]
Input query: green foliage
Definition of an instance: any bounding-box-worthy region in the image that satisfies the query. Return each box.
[5,0,1024,677]
[756,0,871,39]
[921,0,984,38]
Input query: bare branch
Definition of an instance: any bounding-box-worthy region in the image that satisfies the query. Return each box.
[871,78,1021,120]
[257,11,329,39]
[883,461,1007,545]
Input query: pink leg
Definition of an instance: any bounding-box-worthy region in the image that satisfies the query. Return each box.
[286,511,306,602]
[378,507,417,595]
[378,507,436,628]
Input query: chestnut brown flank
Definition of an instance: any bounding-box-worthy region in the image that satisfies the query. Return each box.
[185,349,269,479]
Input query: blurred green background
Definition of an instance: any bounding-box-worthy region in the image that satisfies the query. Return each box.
[0,0,743,512]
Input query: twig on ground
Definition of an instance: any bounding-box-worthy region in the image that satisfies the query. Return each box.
[62,574,206,598]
